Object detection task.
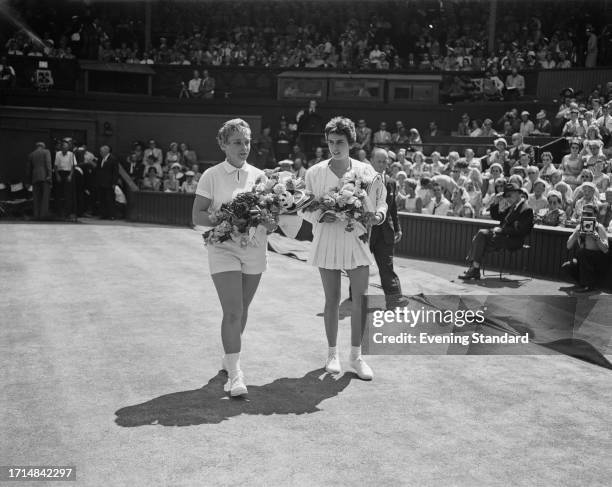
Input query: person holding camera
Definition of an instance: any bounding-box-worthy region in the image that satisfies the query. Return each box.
[563,204,609,292]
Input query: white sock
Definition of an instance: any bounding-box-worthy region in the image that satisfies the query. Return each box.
[328,346,338,357]
[225,352,241,378]
[350,346,361,361]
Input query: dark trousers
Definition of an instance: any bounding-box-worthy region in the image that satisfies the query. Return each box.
[55,171,73,217]
[562,249,609,287]
[98,186,115,218]
[469,229,517,264]
[32,181,50,219]
[370,234,402,301]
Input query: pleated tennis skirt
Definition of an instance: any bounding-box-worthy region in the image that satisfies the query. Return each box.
[308,220,374,270]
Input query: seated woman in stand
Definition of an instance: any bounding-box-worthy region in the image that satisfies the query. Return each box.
[141,166,161,191]
[398,178,423,213]
[449,186,476,218]
[536,190,567,227]
[561,139,584,189]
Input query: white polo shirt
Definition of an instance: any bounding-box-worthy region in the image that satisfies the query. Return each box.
[195,160,264,211]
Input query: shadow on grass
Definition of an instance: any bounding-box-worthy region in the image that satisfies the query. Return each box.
[115,368,353,427]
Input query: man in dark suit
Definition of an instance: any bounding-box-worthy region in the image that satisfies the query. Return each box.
[370,147,403,305]
[297,99,324,157]
[96,145,119,219]
[25,142,52,219]
[459,181,534,280]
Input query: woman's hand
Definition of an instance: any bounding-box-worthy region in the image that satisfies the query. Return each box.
[319,211,338,223]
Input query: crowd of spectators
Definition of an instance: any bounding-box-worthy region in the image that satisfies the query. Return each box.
[3,0,611,72]
[125,139,201,194]
[258,107,612,233]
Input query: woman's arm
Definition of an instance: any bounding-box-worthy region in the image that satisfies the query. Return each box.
[192,194,216,227]
[298,167,322,224]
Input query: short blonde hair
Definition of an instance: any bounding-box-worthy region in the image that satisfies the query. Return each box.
[217,118,251,146]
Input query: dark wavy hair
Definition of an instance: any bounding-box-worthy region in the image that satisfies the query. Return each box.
[324,116,356,145]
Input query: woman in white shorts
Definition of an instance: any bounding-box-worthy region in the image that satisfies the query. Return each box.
[192,118,268,397]
[301,117,387,380]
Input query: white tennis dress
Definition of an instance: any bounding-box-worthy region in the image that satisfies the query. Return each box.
[301,158,387,270]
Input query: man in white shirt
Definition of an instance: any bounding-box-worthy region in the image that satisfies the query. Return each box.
[187,69,203,98]
[519,111,535,137]
[426,183,452,215]
[504,67,525,99]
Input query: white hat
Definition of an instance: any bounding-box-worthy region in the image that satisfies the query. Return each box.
[171,162,181,169]
[185,170,195,176]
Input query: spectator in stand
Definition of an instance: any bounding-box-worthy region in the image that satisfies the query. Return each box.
[449,186,475,218]
[255,126,275,169]
[481,71,504,101]
[519,111,535,137]
[426,183,452,216]
[201,70,215,99]
[504,67,525,99]
[497,109,521,134]
[457,113,471,136]
[397,179,423,213]
[462,148,482,171]
[0,56,16,89]
[163,163,182,192]
[428,121,441,136]
[144,139,163,169]
[165,142,182,168]
[187,69,203,98]
[533,110,552,136]
[488,138,510,170]
[539,151,557,182]
[308,147,325,168]
[25,142,52,220]
[561,139,584,188]
[180,142,197,167]
[292,157,307,179]
[471,118,498,137]
[527,179,549,213]
[356,149,369,163]
[465,180,483,217]
[585,25,598,68]
[141,166,160,191]
[355,119,372,153]
[596,102,612,144]
[392,127,410,149]
[180,171,198,193]
[536,190,566,227]
[507,132,533,171]
[410,151,428,179]
[591,158,609,193]
[373,122,392,149]
[562,107,588,138]
[407,128,423,152]
[123,152,144,184]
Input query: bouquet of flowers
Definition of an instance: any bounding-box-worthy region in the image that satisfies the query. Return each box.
[303,171,377,243]
[202,170,313,247]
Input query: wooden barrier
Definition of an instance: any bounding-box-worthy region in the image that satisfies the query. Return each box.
[125,190,612,287]
[126,190,194,226]
[396,212,612,287]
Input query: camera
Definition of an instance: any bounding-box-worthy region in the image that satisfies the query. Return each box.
[580,215,596,233]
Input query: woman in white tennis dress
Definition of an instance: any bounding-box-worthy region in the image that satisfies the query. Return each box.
[301,117,387,380]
